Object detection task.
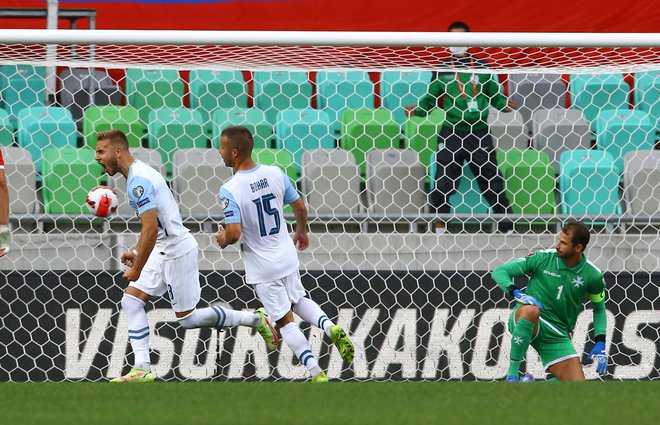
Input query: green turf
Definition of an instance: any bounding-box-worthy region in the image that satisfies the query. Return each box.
[0,381,657,425]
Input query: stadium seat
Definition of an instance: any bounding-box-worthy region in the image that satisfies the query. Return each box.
[559,149,621,216]
[253,71,312,125]
[125,68,184,127]
[339,108,400,177]
[316,70,375,134]
[0,65,46,125]
[487,109,528,150]
[429,160,492,216]
[0,108,14,146]
[569,73,629,130]
[380,70,433,127]
[403,109,445,175]
[147,107,207,177]
[82,105,144,149]
[300,148,362,216]
[172,148,232,218]
[594,109,655,174]
[634,70,660,133]
[108,147,165,216]
[2,146,37,214]
[41,147,103,214]
[531,108,591,173]
[58,68,122,129]
[211,107,272,149]
[189,70,248,135]
[496,148,556,216]
[623,150,660,216]
[507,73,567,132]
[252,147,297,182]
[17,106,77,175]
[365,148,426,217]
[274,108,334,175]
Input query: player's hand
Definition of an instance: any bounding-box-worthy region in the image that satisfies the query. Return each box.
[121,251,136,268]
[122,267,141,282]
[506,98,517,111]
[0,224,11,257]
[216,225,227,249]
[293,229,309,251]
[513,289,543,310]
[404,104,416,118]
[588,341,608,376]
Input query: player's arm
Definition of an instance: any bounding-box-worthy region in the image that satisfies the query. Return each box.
[491,254,543,309]
[127,209,158,277]
[217,187,241,249]
[283,171,308,251]
[485,74,511,111]
[588,283,608,376]
[411,78,445,117]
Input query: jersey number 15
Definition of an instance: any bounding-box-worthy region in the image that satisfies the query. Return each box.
[252,193,281,237]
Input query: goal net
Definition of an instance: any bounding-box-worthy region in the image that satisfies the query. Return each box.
[0,30,658,382]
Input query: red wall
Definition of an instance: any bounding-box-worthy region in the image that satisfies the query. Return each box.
[1,0,658,33]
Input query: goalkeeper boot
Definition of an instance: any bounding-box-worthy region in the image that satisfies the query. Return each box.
[312,371,329,383]
[505,375,519,382]
[520,373,535,382]
[330,325,355,364]
[110,368,154,383]
[256,307,279,351]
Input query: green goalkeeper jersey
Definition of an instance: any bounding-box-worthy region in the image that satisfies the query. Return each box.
[491,249,605,335]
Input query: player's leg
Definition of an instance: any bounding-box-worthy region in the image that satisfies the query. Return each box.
[166,248,278,350]
[255,278,325,382]
[539,337,584,381]
[506,305,540,381]
[547,358,585,381]
[289,271,354,364]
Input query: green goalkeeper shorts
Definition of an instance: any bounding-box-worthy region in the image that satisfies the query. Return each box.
[508,306,579,370]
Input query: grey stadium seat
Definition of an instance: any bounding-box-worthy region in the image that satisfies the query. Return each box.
[172,148,232,219]
[58,68,122,128]
[3,146,37,214]
[488,109,528,150]
[108,148,165,216]
[365,148,426,216]
[300,148,361,216]
[532,108,591,173]
[508,73,567,132]
[623,150,660,216]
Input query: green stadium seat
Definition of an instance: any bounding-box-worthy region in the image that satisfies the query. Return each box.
[316,71,374,134]
[559,149,622,216]
[41,147,103,214]
[339,108,400,177]
[594,109,655,174]
[125,68,184,127]
[147,107,207,177]
[17,106,77,175]
[0,108,14,146]
[0,65,46,125]
[634,70,660,133]
[82,105,144,149]
[403,109,445,178]
[496,148,556,217]
[569,73,629,130]
[429,160,492,216]
[275,108,334,175]
[253,148,297,215]
[189,70,248,135]
[253,71,312,125]
[211,107,273,149]
[380,70,433,127]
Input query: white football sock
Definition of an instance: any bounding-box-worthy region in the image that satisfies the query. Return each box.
[178,306,259,329]
[280,322,322,376]
[122,294,150,371]
[293,297,334,337]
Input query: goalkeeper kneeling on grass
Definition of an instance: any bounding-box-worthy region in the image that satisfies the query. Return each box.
[491,221,608,381]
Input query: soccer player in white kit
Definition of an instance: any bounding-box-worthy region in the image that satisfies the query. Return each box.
[215,126,354,383]
[94,130,278,383]
[0,147,11,256]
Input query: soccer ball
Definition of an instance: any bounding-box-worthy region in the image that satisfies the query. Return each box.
[86,186,119,217]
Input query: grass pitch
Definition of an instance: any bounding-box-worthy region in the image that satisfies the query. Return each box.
[0,381,657,425]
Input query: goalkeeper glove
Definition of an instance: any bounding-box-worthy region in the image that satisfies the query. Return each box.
[588,341,608,376]
[0,224,11,255]
[512,289,543,310]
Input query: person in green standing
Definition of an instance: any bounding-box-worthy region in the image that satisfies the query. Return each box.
[491,221,608,381]
[406,21,515,234]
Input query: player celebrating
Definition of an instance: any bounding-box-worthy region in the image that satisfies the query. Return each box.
[491,221,608,381]
[0,147,10,257]
[215,125,354,383]
[94,130,278,383]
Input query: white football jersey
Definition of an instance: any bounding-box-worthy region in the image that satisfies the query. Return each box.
[126,160,197,258]
[220,164,300,283]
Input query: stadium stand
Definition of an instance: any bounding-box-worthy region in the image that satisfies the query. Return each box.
[531,108,591,173]
[569,73,630,130]
[487,109,528,150]
[380,70,433,127]
[189,70,248,135]
[82,105,143,149]
[2,146,37,214]
[0,65,46,126]
[316,70,375,134]
[125,68,184,127]
[594,109,655,173]
[211,107,273,149]
[253,71,312,125]
[507,73,567,132]
[623,150,660,216]
[57,68,121,129]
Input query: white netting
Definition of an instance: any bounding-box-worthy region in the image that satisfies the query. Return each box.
[0,30,658,382]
